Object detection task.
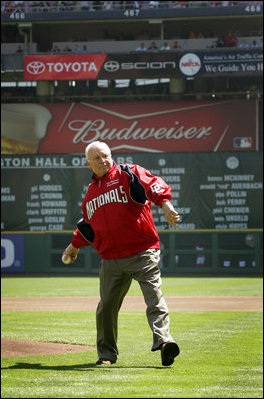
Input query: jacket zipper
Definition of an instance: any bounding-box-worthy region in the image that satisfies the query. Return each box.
[100,176,120,258]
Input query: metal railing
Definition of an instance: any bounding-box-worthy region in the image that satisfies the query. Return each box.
[1,90,262,104]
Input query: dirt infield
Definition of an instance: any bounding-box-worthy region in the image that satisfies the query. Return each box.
[1,295,262,358]
[1,295,263,311]
[1,338,93,357]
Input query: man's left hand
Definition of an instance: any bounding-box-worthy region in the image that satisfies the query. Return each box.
[161,201,180,226]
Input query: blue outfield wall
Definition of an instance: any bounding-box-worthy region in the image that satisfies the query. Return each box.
[1,230,262,276]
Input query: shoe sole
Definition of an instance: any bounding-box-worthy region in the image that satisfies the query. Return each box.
[96,362,112,366]
[162,342,180,366]
[95,359,116,365]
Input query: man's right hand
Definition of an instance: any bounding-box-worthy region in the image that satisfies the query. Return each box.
[62,243,79,264]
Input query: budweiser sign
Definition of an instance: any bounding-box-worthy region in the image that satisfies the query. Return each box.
[24,54,107,80]
[69,119,211,144]
[1,101,258,154]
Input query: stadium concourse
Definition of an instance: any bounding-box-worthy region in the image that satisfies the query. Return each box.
[1,1,262,13]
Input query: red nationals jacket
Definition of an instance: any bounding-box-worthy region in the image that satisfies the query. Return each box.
[71,163,172,259]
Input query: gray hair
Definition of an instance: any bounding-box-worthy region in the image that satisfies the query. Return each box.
[85,141,111,161]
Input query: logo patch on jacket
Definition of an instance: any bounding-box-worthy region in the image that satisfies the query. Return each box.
[150,183,165,194]
[106,179,119,187]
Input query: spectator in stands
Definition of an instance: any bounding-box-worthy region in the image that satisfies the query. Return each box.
[16,44,23,53]
[135,42,147,51]
[238,39,250,48]
[1,1,14,14]
[103,1,113,10]
[46,1,57,12]
[224,31,238,47]
[62,45,72,52]
[13,1,24,13]
[93,1,102,10]
[132,1,140,9]
[73,43,82,53]
[251,40,260,48]
[29,1,40,12]
[82,44,88,52]
[65,1,75,11]
[147,41,159,51]
[51,44,61,53]
[148,1,159,7]
[209,1,222,6]
[57,1,67,11]
[176,1,188,6]
[40,1,50,12]
[80,1,90,10]
[215,36,225,48]
[160,42,171,50]
[188,31,196,39]
[171,41,182,50]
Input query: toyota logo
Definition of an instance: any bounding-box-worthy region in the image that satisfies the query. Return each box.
[104,60,120,72]
[26,61,46,75]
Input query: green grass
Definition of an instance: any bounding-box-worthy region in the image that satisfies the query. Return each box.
[1,311,96,345]
[1,311,263,398]
[1,277,263,297]
[1,277,263,398]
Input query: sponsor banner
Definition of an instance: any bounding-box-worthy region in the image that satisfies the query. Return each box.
[1,100,258,154]
[177,50,263,78]
[1,234,24,272]
[24,50,262,80]
[98,52,179,79]
[24,54,107,80]
[97,50,263,79]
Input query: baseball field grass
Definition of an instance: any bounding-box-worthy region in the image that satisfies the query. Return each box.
[1,277,263,398]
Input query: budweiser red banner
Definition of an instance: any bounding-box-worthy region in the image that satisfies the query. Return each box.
[24,54,107,80]
[1,100,259,154]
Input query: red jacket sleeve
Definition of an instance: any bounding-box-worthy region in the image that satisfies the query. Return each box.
[71,228,90,248]
[131,164,172,207]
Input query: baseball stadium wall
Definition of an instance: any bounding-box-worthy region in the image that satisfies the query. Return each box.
[1,230,263,276]
[1,100,263,276]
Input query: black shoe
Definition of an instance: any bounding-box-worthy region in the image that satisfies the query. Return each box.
[160,341,180,366]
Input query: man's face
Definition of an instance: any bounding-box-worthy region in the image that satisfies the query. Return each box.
[87,144,113,177]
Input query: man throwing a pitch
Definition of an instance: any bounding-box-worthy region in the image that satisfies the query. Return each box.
[62,141,180,366]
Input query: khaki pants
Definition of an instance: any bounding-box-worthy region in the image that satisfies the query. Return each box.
[96,248,174,362]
